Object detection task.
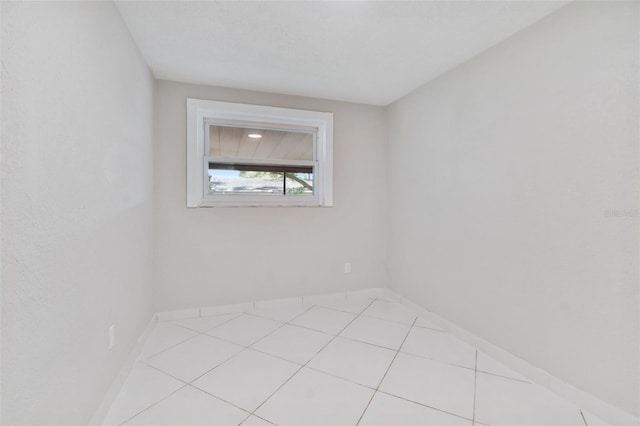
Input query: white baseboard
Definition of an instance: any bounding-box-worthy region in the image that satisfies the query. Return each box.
[390,289,640,426]
[155,288,387,321]
[92,288,386,422]
[90,314,158,425]
[94,286,638,426]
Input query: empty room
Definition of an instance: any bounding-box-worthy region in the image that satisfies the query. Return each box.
[1,0,638,425]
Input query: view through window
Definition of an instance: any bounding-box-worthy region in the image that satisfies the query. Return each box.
[206,125,315,196]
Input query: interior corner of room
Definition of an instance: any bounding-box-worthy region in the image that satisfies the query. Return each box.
[1,0,639,425]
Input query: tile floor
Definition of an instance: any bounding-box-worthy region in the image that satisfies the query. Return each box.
[103,295,609,426]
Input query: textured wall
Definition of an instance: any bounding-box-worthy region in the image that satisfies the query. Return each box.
[387,1,639,416]
[153,81,387,311]
[1,2,155,423]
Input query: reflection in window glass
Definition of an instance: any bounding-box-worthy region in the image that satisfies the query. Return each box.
[209,125,314,161]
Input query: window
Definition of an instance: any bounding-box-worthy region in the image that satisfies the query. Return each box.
[187,99,333,207]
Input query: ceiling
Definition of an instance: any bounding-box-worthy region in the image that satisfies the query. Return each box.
[116,1,568,106]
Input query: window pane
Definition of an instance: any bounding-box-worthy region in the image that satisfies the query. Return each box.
[208,166,284,195]
[209,125,314,161]
[285,172,314,195]
[208,163,314,196]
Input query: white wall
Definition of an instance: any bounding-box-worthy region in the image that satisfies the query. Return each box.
[154,81,387,311]
[1,2,155,424]
[387,1,639,416]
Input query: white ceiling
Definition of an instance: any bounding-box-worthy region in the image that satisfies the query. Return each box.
[116,1,568,106]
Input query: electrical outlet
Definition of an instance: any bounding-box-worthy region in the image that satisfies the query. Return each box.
[344,262,352,274]
[109,324,115,350]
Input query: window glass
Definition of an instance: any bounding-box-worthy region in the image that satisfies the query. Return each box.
[208,125,314,161]
[208,163,313,195]
[187,98,333,207]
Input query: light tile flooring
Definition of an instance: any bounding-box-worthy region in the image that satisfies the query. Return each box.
[104,296,609,426]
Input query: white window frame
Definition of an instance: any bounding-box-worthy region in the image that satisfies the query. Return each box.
[187,98,333,207]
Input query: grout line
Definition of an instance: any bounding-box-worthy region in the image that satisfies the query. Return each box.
[277,319,336,334]
[250,305,316,346]
[189,383,254,416]
[394,348,475,373]
[245,346,305,366]
[199,310,250,318]
[472,350,478,425]
[187,383,258,418]
[148,300,487,424]
[475,368,532,384]
[185,306,316,386]
[143,349,475,426]
[141,330,203,360]
[117,383,189,425]
[138,362,259,421]
[246,298,378,419]
[187,346,251,385]
[580,409,589,426]
[309,298,378,358]
[144,303,528,415]
[357,313,417,327]
[303,365,377,391]
[375,389,476,423]
[248,362,307,418]
[414,324,447,332]
[170,312,243,334]
[273,358,475,425]
[123,298,492,426]
[356,316,417,425]
[309,302,372,317]
[238,413,277,426]
[171,304,453,367]
[143,313,244,360]
[243,310,298,325]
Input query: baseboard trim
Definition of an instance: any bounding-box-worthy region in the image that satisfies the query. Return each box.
[90,314,158,425]
[388,288,640,426]
[94,287,638,425]
[155,288,387,321]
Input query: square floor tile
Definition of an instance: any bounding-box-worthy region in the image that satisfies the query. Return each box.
[192,349,300,411]
[206,314,282,346]
[103,363,184,425]
[308,337,396,388]
[401,327,476,369]
[124,385,247,425]
[289,306,356,335]
[475,373,585,425]
[379,352,475,419]
[251,324,333,364]
[362,300,416,325]
[169,313,240,333]
[251,304,310,323]
[360,392,472,425]
[476,351,530,382]
[144,334,243,382]
[255,367,374,425]
[340,315,411,350]
[415,316,446,331]
[139,323,199,359]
